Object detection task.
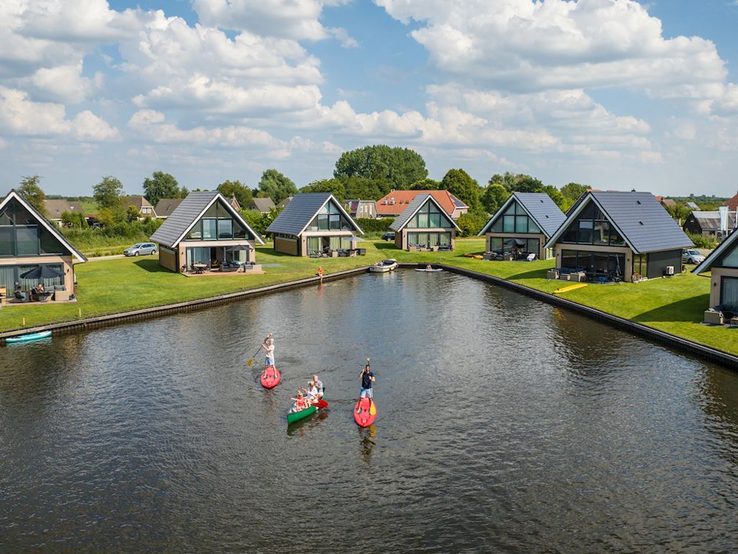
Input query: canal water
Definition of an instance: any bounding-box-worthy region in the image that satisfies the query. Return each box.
[1,271,737,552]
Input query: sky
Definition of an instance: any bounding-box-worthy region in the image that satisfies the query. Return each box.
[1,0,738,198]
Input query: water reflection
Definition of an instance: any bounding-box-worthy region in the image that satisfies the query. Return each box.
[1,271,737,553]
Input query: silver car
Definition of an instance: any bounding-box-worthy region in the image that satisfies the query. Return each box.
[682,249,705,265]
[124,242,157,257]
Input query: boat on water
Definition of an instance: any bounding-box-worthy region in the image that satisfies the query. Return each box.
[369,259,398,273]
[415,266,443,272]
[260,365,281,389]
[287,398,329,424]
[6,331,52,344]
[354,397,377,427]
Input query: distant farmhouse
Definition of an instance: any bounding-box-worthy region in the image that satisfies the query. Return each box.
[44,199,84,227]
[376,190,468,219]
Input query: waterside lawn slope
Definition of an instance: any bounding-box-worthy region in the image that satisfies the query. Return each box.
[2,239,735,357]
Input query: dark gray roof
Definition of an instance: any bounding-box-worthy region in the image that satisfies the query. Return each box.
[478,192,565,237]
[150,191,263,247]
[154,198,183,218]
[266,193,363,236]
[546,191,693,253]
[390,194,460,232]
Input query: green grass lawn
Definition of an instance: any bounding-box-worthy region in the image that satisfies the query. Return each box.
[3,238,737,357]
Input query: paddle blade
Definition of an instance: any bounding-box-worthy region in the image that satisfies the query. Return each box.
[247,358,254,367]
[369,401,376,415]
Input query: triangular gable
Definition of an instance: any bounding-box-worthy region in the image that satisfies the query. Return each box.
[544,193,637,253]
[391,194,461,232]
[693,231,738,274]
[477,194,528,236]
[296,195,364,236]
[172,193,265,246]
[0,190,87,262]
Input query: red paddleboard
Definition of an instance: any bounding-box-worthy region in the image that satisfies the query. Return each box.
[315,399,329,409]
[354,397,376,427]
[260,366,281,389]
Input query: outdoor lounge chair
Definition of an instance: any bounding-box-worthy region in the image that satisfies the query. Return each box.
[526,253,536,262]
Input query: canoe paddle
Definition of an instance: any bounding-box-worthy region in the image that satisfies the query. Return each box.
[246,333,271,367]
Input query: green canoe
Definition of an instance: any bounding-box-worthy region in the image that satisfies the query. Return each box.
[287,405,317,424]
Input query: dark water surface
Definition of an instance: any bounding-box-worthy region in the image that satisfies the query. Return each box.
[1,271,738,553]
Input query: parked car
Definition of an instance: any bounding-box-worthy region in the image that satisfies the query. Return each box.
[682,249,705,264]
[124,242,157,257]
[382,232,395,241]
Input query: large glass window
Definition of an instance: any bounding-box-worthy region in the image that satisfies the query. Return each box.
[408,232,451,247]
[487,200,540,234]
[561,250,625,280]
[307,201,352,231]
[307,236,321,255]
[185,200,252,241]
[407,201,453,229]
[560,202,624,247]
[721,277,738,312]
[0,199,66,258]
[720,247,738,268]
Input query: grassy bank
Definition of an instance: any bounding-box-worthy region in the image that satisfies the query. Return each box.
[2,239,737,357]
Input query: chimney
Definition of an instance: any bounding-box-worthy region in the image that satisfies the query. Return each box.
[719,206,729,232]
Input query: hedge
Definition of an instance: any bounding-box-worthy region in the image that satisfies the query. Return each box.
[356,217,394,233]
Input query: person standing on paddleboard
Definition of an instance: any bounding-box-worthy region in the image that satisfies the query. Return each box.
[358,363,375,401]
[262,334,275,368]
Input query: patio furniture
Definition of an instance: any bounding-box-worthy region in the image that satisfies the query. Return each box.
[526,253,536,262]
[15,290,27,302]
[192,263,208,274]
[53,286,70,302]
[704,309,724,325]
[0,287,5,299]
[546,269,559,280]
[331,250,339,258]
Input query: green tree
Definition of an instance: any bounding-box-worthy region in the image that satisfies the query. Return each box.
[241,206,284,237]
[258,169,297,204]
[93,176,124,211]
[481,184,510,215]
[409,178,441,190]
[143,171,181,206]
[61,211,87,228]
[334,145,428,190]
[126,205,140,223]
[456,211,488,237]
[543,185,567,210]
[560,182,588,203]
[665,203,693,224]
[439,168,482,211]
[300,178,347,201]
[18,175,47,215]
[342,176,388,200]
[218,180,253,208]
[490,172,545,193]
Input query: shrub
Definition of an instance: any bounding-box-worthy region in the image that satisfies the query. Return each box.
[355,218,394,233]
[456,211,489,237]
[687,232,718,250]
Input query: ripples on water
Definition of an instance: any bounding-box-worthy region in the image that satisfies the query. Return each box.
[1,271,737,552]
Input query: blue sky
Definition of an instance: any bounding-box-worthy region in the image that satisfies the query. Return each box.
[1,0,738,198]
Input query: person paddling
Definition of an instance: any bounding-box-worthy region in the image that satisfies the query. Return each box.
[358,363,375,407]
[262,334,275,368]
[313,374,324,399]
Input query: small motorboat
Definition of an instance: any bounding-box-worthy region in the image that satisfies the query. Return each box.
[287,398,328,424]
[369,259,398,273]
[6,330,52,344]
[354,397,377,427]
[260,365,281,389]
[415,265,443,272]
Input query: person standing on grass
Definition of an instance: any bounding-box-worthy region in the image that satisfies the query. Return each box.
[262,334,275,368]
[358,363,375,404]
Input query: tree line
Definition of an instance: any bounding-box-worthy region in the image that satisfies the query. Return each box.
[17,144,704,240]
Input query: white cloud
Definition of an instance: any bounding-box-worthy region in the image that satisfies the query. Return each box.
[327,27,359,48]
[376,0,727,95]
[27,63,104,104]
[0,86,119,140]
[192,0,349,41]
[128,109,283,148]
